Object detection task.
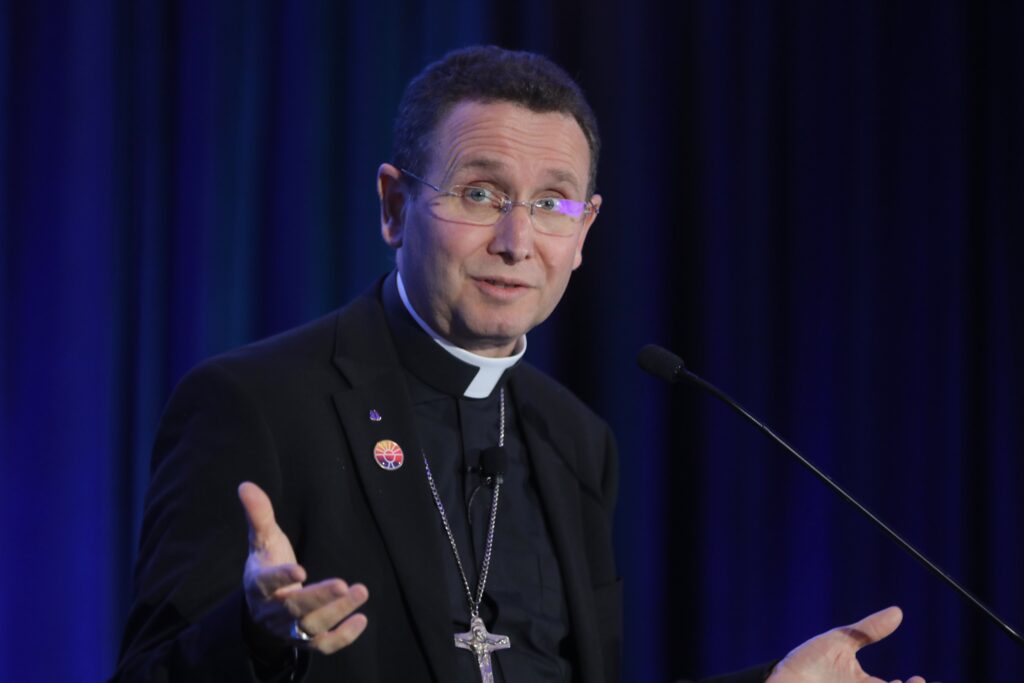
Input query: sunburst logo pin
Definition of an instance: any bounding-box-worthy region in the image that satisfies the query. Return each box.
[373,439,404,471]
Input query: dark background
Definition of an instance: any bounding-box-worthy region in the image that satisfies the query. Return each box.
[2,1,1022,681]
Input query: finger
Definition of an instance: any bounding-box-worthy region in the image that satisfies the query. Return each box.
[279,578,361,617]
[835,605,903,650]
[250,563,307,597]
[906,677,927,683]
[238,482,278,549]
[295,583,370,634]
[311,613,369,655]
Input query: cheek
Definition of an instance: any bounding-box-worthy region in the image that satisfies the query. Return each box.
[538,246,580,304]
[545,241,581,278]
[428,233,465,281]
[409,228,469,297]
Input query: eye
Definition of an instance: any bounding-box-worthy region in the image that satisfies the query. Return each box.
[534,197,561,213]
[461,186,496,204]
[535,197,586,218]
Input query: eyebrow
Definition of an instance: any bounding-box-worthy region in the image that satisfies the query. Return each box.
[544,168,581,189]
[448,158,505,180]
[448,158,582,194]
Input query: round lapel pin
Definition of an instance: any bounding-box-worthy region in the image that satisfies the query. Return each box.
[373,439,404,471]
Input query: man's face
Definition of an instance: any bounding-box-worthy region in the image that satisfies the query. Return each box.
[379,100,600,357]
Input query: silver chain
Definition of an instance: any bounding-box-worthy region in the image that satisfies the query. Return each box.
[422,388,504,620]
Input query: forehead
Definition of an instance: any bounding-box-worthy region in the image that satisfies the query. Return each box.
[426,100,591,194]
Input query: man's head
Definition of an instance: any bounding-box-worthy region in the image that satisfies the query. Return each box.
[392,45,600,198]
[378,47,602,358]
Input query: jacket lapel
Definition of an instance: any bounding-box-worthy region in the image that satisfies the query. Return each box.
[329,291,459,682]
[510,372,606,683]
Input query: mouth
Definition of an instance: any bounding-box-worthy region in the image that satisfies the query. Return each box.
[475,276,529,289]
[472,276,533,298]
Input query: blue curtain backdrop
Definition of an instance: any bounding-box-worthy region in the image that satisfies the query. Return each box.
[2,1,1022,681]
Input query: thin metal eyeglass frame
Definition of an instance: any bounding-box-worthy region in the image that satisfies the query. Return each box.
[399,168,598,236]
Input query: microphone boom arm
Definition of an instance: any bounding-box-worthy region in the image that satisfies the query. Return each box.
[638,344,1024,648]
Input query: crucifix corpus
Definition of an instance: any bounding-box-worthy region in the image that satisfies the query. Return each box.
[454,616,511,683]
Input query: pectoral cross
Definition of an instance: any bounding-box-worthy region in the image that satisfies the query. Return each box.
[454,616,511,683]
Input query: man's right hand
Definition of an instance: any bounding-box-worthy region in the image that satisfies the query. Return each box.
[238,482,369,654]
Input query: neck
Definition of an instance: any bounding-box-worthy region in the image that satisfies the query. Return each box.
[396,272,526,398]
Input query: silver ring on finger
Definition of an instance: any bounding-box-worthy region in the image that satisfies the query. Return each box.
[290,619,315,642]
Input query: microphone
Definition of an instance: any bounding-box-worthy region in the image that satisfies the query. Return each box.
[637,343,687,383]
[480,446,508,486]
[637,343,1024,648]
[466,447,510,522]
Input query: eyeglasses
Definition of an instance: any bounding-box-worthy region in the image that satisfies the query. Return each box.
[401,168,598,237]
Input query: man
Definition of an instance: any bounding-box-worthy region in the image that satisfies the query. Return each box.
[115,46,928,682]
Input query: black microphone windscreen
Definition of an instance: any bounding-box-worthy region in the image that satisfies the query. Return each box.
[480,446,509,478]
[637,344,685,383]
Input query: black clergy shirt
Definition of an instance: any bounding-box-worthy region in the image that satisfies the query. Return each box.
[382,273,573,682]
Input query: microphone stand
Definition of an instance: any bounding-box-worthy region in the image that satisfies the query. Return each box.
[638,343,1024,649]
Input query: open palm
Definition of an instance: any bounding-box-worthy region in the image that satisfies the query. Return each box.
[767,607,927,683]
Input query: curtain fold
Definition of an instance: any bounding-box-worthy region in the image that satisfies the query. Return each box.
[2,2,1021,680]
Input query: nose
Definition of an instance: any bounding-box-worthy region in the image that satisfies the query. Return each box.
[487,202,534,263]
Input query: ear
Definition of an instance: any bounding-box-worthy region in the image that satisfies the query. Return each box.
[378,163,408,248]
[572,193,601,270]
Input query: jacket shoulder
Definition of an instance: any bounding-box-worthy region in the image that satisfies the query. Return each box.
[514,361,609,433]
[179,282,386,395]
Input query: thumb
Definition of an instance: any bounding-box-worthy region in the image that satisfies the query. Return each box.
[835,605,904,651]
[238,481,278,549]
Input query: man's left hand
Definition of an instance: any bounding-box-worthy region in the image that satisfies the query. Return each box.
[767,606,929,683]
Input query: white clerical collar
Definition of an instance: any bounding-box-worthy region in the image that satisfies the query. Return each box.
[397,272,526,399]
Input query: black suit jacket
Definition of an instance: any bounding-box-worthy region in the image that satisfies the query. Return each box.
[115,279,622,682]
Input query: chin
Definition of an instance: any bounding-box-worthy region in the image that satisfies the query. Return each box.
[458,319,530,351]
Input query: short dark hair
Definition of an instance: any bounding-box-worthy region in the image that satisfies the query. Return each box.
[392,45,601,197]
